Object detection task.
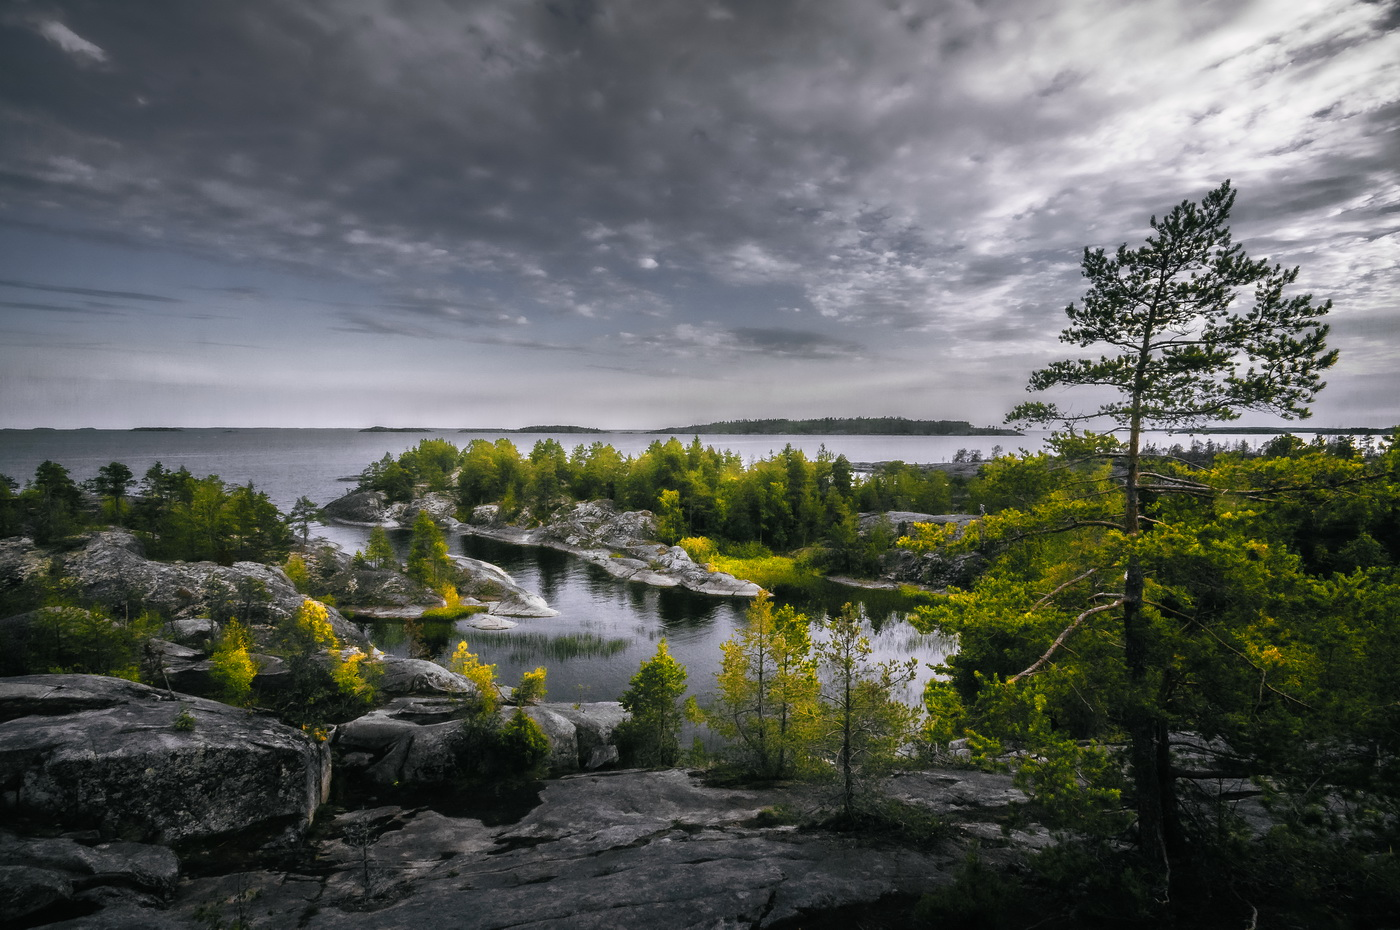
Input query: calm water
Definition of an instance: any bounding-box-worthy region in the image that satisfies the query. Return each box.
[0,427,1279,710]
[348,527,952,712]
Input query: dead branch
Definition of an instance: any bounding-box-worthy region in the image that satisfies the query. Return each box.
[1009,599,1126,683]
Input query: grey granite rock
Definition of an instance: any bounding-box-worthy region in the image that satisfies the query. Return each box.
[0,674,331,847]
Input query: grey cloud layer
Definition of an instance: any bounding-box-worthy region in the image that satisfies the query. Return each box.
[0,0,1396,422]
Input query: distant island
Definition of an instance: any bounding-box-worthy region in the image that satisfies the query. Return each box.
[457,425,607,434]
[1184,425,1397,435]
[360,426,433,433]
[131,427,185,432]
[653,417,1022,436]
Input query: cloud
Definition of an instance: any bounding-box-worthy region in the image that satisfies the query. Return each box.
[0,299,116,315]
[619,323,865,360]
[0,0,1394,426]
[0,279,180,303]
[35,20,106,63]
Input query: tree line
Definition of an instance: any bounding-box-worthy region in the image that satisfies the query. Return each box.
[0,458,301,564]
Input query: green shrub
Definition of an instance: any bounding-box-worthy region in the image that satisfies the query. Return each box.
[421,603,487,621]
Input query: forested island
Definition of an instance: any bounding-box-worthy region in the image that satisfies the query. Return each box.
[654,416,1020,435]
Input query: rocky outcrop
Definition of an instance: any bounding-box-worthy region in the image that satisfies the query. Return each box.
[21,530,367,647]
[320,490,393,526]
[335,697,626,784]
[0,831,180,926]
[878,546,986,590]
[161,767,1042,930]
[376,657,475,697]
[321,490,460,529]
[0,674,331,848]
[858,510,977,538]
[452,555,557,617]
[468,501,763,598]
[323,492,762,597]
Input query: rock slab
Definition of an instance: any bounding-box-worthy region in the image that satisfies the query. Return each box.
[0,674,331,847]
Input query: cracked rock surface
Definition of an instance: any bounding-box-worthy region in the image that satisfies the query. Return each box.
[154,767,1039,930]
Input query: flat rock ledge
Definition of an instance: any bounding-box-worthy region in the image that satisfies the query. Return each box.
[151,767,1042,930]
[0,674,331,848]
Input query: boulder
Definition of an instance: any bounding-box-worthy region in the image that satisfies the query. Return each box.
[335,697,626,784]
[0,674,331,847]
[319,490,392,526]
[398,492,461,528]
[376,657,474,696]
[333,698,469,787]
[453,556,557,618]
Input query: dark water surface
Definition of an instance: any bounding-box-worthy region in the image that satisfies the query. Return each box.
[350,528,953,712]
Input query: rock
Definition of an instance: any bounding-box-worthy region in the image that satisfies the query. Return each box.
[399,492,461,528]
[321,568,440,616]
[469,504,501,526]
[333,698,470,787]
[281,770,959,930]
[377,657,474,696]
[54,530,365,647]
[169,617,218,642]
[320,490,392,526]
[454,556,557,618]
[0,863,72,924]
[0,830,181,924]
[546,702,627,770]
[0,674,331,847]
[461,613,516,630]
[518,705,579,775]
[465,501,762,597]
[880,546,985,590]
[858,511,977,537]
[335,697,626,784]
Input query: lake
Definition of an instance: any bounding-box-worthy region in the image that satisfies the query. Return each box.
[0,427,1282,714]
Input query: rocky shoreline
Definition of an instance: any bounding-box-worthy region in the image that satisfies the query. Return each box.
[322,491,763,598]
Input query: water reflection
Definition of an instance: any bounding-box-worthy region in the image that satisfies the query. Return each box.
[345,528,953,707]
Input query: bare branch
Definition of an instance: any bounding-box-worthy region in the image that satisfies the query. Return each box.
[1009,599,1126,683]
[1030,568,1101,611]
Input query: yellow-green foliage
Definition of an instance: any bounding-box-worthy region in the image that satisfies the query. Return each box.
[421,603,488,621]
[332,648,378,704]
[515,666,548,705]
[210,620,257,706]
[698,593,818,778]
[678,536,718,565]
[294,598,338,648]
[709,552,819,592]
[449,640,499,716]
[497,707,551,777]
[283,553,311,592]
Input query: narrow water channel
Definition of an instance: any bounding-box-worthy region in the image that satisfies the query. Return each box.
[332,525,953,710]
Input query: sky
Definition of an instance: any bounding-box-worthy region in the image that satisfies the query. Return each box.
[0,0,1396,430]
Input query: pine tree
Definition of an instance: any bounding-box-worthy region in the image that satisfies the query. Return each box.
[618,639,688,767]
[1005,181,1336,873]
